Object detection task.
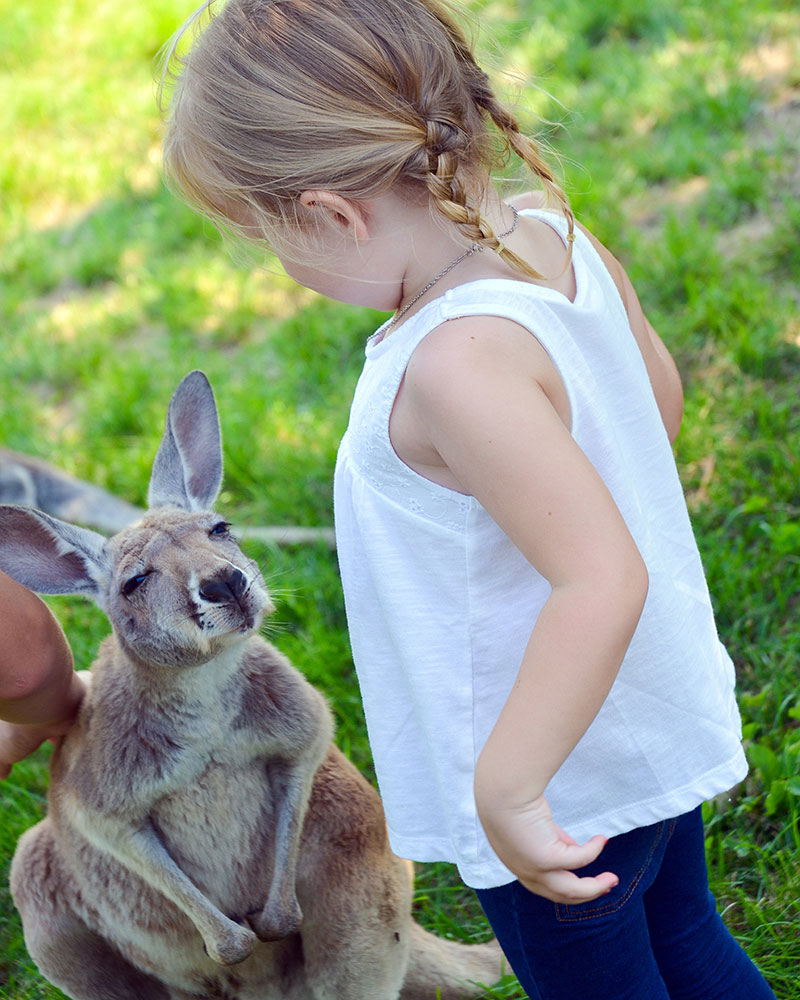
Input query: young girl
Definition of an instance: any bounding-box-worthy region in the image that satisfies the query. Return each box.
[161,1,777,996]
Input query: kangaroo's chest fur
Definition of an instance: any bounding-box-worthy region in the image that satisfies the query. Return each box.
[46,634,330,940]
[152,757,279,913]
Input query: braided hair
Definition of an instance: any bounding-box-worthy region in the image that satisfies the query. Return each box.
[162,0,574,276]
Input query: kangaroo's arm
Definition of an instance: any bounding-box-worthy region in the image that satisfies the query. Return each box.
[69,805,255,965]
[235,654,334,940]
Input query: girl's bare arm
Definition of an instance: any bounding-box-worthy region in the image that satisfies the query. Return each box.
[578,225,684,443]
[400,316,649,903]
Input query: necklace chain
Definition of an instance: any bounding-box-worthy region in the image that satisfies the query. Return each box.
[387,205,520,330]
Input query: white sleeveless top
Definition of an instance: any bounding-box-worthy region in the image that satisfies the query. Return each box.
[333,209,747,889]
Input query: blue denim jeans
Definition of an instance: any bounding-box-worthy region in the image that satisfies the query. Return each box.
[475,807,776,1000]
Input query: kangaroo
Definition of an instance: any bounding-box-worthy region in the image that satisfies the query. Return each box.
[0,371,503,1000]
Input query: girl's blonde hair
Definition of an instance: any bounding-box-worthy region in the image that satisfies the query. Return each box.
[161,0,574,278]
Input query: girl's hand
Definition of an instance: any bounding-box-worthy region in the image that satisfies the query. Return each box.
[478,793,618,904]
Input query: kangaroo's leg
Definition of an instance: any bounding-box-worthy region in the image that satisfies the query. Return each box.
[11,824,172,1000]
[300,866,410,1000]
[295,746,506,1000]
[295,749,412,1000]
[27,912,173,1000]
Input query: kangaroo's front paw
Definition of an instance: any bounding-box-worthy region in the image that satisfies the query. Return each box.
[203,920,257,966]
[247,897,303,942]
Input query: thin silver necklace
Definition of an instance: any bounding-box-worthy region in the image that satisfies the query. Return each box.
[387,205,520,330]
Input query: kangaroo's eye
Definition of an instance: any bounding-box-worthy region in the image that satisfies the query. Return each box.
[210,521,231,537]
[122,573,149,597]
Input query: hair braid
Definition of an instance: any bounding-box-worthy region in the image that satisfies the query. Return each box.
[470,70,576,275]
[412,20,575,281]
[420,120,491,242]
[421,114,569,281]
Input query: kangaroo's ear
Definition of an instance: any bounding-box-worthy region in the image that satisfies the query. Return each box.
[0,505,110,600]
[148,371,223,512]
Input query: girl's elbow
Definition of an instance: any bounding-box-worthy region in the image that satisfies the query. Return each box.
[623,551,649,625]
[664,385,684,443]
[605,545,648,628]
[658,348,684,443]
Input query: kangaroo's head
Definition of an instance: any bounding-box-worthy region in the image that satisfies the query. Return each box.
[0,371,271,668]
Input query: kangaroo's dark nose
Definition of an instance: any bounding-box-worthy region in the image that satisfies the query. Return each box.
[199,569,247,603]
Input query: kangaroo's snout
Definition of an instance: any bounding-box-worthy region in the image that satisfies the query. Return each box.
[199,569,247,605]
[193,562,265,641]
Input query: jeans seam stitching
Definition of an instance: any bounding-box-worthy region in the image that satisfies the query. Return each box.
[555,820,668,923]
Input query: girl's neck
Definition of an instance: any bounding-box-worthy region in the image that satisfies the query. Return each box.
[279,184,573,322]
[386,189,572,329]
[388,200,520,330]
[389,189,515,315]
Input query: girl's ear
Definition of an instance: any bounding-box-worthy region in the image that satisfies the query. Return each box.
[299,190,370,241]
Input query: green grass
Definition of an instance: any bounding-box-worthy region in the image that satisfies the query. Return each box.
[1,0,799,997]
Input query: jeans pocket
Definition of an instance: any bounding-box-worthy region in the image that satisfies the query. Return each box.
[554,818,672,923]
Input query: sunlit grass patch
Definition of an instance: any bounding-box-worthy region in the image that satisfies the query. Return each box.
[1,0,798,997]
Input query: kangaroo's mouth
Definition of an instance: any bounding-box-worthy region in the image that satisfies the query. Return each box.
[193,578,270,637]
[197,603,265,636]
[237,606,264,634]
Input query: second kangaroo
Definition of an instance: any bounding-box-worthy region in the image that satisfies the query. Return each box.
[0,371,503,1000]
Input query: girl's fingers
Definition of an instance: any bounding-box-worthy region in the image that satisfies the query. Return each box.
[523,867,619,904]
[561,832,609,870]
[520,833,618,904]
[541,832,608,874]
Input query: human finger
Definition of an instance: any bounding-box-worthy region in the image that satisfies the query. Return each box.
[523,867,619,904]
[551,832,610,872]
